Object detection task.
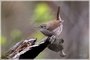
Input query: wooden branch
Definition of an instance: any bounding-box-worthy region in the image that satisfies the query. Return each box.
[1,37,51,59]
[19,37,50,59]
[1,35,65,59]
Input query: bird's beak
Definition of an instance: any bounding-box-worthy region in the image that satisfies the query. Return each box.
[33,26,41,29]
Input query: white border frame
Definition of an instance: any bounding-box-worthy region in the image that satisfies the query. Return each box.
[0,0,89,60]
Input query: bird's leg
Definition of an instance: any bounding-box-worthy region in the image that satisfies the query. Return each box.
[59,50,66,57]
[47,35,66,57]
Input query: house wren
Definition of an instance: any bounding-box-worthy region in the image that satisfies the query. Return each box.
[40,6,64,37]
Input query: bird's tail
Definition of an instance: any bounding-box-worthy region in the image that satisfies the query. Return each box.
[57,6,60,20]
[57,6,64,23]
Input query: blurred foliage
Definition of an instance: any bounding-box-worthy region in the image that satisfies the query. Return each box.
[10,29,22,41]
[0,35,6,45]
[33,3,53,24]
[31,31,45,41]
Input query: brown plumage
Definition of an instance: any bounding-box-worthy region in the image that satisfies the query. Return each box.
[40,6,63,37]
[45,20,62,31]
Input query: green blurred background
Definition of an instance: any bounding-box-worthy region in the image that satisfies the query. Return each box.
[1,1,89,59]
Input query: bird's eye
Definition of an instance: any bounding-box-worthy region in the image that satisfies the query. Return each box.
[40,25,46,28]
[43,25,46,28]
[40,24,46,28]
[40,25,43,28]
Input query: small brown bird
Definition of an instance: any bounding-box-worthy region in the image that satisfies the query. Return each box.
[40,6,64,37]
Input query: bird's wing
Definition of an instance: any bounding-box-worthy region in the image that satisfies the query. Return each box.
[40,28,54,37]
[53,24,63,36]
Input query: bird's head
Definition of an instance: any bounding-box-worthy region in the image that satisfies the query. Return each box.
[39,24,47,29]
